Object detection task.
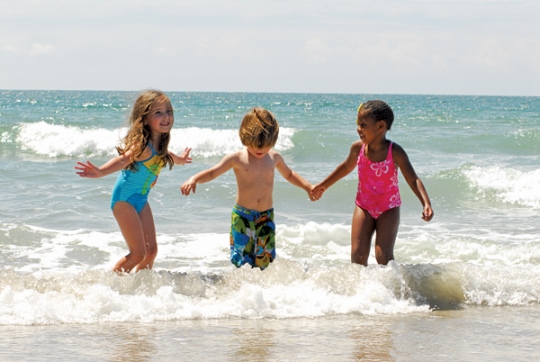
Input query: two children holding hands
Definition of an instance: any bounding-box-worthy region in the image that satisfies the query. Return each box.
[180,101,433,270]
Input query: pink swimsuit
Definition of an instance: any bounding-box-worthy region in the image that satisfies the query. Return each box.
[356,142,402,219]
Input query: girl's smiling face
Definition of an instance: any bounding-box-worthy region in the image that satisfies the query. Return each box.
[356,109,383,143]
[146,99,174,134]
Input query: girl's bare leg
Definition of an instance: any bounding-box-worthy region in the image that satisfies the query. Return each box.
[351,206,375,266]
[374,207,400,265]
[112,202,147,273]
[134,203,158,272]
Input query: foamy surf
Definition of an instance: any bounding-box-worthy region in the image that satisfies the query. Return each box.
[1,219,539,325]
[4,257,531,326]
[462,165,540,208]
[0,263,434,325]
[10,122,295,159]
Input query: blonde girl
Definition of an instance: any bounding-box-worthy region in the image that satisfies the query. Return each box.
[75,90,192,272]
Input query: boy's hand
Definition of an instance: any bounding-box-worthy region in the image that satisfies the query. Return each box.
[306,185,317,201]
[181,178,197,196]
[310,184,326,201]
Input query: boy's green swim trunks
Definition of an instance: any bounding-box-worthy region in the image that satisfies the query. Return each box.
[229,204,275,270]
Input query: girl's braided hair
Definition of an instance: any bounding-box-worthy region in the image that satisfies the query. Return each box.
[362,100,394,130]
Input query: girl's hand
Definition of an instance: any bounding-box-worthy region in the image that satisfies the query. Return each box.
[306,184,317,202]
[75,161,102,178]
[422,204,434,221]
[181,178,197,195]
[173,147,192,165]
[310,184,326,201]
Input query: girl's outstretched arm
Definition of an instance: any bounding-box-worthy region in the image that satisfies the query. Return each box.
[392,143,434,221]
[180,152,236,195]
[312,141,362,199]
[170,147,192,166]
[75,152,131,179]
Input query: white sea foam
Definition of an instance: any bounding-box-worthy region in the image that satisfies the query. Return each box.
[170,127,295,158]
[463,165,540,208]
[16,121,121,157]
[0,263,431,325]
[13,122,296,159]
[1,220,539,325]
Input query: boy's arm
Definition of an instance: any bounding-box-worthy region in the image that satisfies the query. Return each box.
[275,154,315,200]
[180,153,236,195]
[312,141,361,197]
[75,151,132,178]
[170,147,192,166]
[393,143,434,221]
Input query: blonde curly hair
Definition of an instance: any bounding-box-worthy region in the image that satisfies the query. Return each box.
[117,90,174,171]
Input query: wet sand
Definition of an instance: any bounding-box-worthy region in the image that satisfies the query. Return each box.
[1,305,538,361]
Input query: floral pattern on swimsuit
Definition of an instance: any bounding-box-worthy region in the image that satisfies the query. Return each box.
[356,142,402,219]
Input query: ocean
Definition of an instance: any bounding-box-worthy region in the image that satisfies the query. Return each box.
[1,90,539,361]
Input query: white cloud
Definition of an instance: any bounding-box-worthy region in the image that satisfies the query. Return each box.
[29,43,55,55]
[303,39,332,62]
[2,44,21,54]
[303,39,330,53]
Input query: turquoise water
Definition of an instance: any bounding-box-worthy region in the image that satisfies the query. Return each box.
[1,91,540,357]
[1,90,539,360]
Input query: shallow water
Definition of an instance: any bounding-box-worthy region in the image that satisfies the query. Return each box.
[2,306,538,361]
[1,90,539,360]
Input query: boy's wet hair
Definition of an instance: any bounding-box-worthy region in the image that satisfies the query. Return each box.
[363,100,395,130]
[239,107,279,148]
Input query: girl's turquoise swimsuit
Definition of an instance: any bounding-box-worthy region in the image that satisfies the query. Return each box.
[111,145,163,213]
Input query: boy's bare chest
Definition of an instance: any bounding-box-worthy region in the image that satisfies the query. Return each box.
[236,159,275,182]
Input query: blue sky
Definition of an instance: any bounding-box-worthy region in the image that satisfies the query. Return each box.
[1,0,539,96]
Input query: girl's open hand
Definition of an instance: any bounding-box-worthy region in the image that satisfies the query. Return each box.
[173,147,192,165]
[74,161,102,178]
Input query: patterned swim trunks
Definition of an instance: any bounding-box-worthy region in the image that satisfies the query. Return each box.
[229,204,275,270]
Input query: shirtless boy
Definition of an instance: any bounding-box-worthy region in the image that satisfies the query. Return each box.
[181,107,315,269]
